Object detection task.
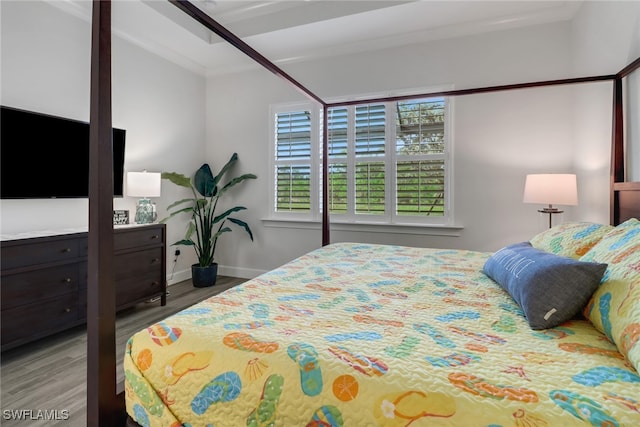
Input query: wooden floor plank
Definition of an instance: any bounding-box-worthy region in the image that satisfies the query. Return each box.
[0,276,244,426]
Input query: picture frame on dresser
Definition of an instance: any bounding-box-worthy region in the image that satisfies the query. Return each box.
[0,223,166,351]
[113,210,130,225]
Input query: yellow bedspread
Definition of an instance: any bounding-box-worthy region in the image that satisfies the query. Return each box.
[124,243,640,426]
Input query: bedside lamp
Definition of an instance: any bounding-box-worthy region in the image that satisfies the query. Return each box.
[127,171,161,224]
[523,174,578,228]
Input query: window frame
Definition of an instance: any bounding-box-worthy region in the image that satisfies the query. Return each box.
[268,91,455,227]
[391,96,452,225]
[269,102,322,221]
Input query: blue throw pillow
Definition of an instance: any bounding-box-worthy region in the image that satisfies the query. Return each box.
[483,242,607,330]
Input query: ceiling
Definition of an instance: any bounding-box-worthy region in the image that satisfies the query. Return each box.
[50,0,583,76]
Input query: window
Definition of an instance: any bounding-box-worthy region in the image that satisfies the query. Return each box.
[270,96,450,225]
[394,98,446,218]
[275,110,311,212]
[271,104,320,217]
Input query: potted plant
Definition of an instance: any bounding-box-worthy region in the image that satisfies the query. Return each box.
[161,153,257,287]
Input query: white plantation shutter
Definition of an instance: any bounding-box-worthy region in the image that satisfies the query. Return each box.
[327,104,388,216]
[271,94,449,224]
[355,161,385,214]
[395,98,446,217]
[277,111,311,159]
[354,104,386,214]
[396,159,445,215]
[327,108,348,213]
[275,110,312,212]
[276,165,311,212]
[328,108,348,157]
[328,163,347,213]
[355,104,386,157]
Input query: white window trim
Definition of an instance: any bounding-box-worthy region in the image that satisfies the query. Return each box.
[267,86,459,229]
[392,96,454,226]
[262,218,463,236]
[269,101,321,221]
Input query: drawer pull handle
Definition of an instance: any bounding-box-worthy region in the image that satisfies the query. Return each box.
[151,235,159,240]
[151,258,159,264]
[62,248,71,253]
[65,308,72,313]
[64,278,72,283]
[151,281,159,286]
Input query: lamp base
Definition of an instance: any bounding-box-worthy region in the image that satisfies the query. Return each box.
[537,207,564,229]
[134,198,157,224]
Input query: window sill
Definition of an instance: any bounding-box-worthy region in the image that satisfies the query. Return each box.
[261,218,463,236]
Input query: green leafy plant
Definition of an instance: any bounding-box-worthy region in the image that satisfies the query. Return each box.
[160,153,256,267]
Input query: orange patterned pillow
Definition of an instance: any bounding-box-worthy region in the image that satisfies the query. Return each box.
[529,222,614,259]
[581,218,640,372]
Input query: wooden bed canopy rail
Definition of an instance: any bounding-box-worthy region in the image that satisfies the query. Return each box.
[84,0,640,424]
[611,56,640,226]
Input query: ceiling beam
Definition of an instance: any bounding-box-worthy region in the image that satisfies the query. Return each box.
[170,0,326,107]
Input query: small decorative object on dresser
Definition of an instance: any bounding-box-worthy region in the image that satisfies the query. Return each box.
[0,223,166,351]
[127,171,161,224]
[113,209,130,225]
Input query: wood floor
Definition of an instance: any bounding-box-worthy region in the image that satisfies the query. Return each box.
[0,276,245,426]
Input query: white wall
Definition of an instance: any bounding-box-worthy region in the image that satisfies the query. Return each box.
[570,0,640,223]
[206,21,585,275]
[0,1,206,283]
[206,4,640,277]
[3,1,637,281]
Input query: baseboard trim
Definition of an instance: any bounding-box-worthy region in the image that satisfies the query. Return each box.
[218,265,266,279]
[167,265,265,285]
[167,268,192,286]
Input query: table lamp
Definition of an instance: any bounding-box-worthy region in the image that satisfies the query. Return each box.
[523,174,578,228]
[127,171,161,224]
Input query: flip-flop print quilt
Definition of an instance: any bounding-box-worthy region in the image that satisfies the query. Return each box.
[124,242,640,426]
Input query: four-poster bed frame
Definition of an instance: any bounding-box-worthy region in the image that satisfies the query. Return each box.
[84,1,640,424]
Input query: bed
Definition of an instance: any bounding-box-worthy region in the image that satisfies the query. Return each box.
[78,1,640,425]
[123,219,640,426]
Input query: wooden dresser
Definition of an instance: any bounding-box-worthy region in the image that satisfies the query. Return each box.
[1,224,166,351]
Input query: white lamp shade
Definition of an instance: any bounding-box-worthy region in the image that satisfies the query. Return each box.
[523,174,578,206]
[127,172,161,198]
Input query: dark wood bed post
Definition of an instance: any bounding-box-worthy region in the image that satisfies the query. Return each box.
[87,0,125,425]
[611,57,640,225]
[92,0,638,420]
[322,107,330,246]
[611,76,624,224]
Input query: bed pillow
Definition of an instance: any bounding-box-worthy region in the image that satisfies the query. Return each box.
[529,222,614,259]
[581,218,640,372]
[483,241,607,330]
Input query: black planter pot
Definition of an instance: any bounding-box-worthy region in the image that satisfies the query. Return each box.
[191,263,218,287]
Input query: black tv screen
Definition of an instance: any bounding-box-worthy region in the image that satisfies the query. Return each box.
[1,106,126,199]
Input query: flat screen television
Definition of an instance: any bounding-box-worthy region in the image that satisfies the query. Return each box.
[1,106,126,199]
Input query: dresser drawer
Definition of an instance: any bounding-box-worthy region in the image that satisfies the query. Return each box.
[116,270,163,308]
[115,247,163,278]
[1,293,79,347]
[114,226,163,251]
[1,264,81,310]
[1,236,83,270]
[80,271,163,313]
[114,247,163,308]
[80,245,164,314]
[1,224,165,350]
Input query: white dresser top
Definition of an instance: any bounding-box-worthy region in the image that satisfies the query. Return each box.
[0,224,153,241]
